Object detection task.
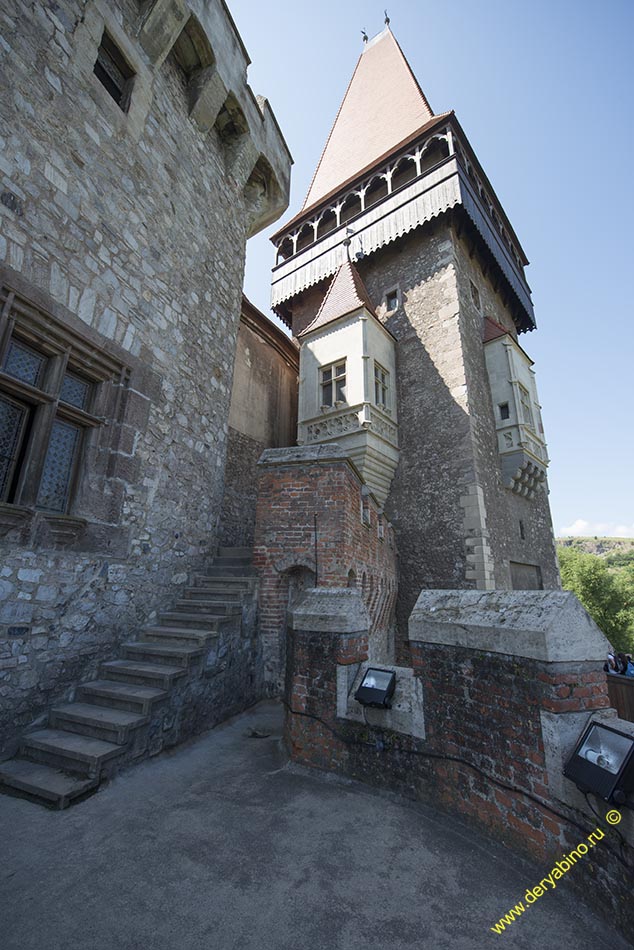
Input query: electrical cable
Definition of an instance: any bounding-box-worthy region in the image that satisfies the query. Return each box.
[282,698,634,874]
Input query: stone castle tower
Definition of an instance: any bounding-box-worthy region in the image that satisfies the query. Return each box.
[269,24,560,639]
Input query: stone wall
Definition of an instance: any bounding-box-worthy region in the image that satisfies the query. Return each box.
[253,445,398,690]
[284,588,634,938]
[220,297,298,547]
[0,0,290,754]
[286,215,560,658]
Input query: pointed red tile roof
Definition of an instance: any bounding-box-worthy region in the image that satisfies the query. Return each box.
[299,260,376,337]
[302,28,434,211]
[483,316,511,342]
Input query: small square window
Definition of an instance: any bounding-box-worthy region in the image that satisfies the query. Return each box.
[94,32,135,112]
[386,290,398,311]
[499,402,510,420]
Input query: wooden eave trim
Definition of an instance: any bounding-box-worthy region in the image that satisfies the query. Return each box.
[449,115,530,267]
[271,112,453,240]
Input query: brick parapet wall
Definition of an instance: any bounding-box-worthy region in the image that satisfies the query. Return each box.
[254,449,397,688]
[284,598,632,935]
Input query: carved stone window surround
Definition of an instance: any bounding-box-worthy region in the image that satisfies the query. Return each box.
[0,267,155,553]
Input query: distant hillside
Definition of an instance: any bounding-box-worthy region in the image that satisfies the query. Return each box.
[557,537,634,564]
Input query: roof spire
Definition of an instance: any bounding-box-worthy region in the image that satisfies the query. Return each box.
[361,29,368,44]
[384,9,390,26]
[301,28,435,210]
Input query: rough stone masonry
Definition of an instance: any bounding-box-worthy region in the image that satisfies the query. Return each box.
[0,0,291,754]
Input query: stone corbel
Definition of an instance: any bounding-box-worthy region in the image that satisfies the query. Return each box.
[138,0,190,67]
[188,67,228,132]
[0,503,32,538]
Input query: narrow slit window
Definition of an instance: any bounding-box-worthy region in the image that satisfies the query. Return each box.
[374,363,389,409]
[499,402,510,420]
[93,32,135,112]
[518,385,535,429]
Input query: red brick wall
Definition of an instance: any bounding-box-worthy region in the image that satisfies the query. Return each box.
[283,622,632,933]
[253,452,398,687]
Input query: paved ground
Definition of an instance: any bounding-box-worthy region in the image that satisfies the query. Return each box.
[0,701,629,950]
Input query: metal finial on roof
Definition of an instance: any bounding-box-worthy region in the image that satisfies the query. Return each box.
[384,10,390,26]
[361,29,368,43]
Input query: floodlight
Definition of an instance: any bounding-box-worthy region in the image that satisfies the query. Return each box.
[355,667,396,708]
[563,721,634,803]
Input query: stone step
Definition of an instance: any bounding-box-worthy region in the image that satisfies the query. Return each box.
[101,659,187,689]
[212,555,252,566]
[49,703,148,745]
[159,610,235,629]
[0,758,98,809]
[217,546,252,558]
[182,588,243,602]
[173,599,240,614]
[77,680,167,715]
[206,565,256,576]
[141,626,219,647]
[21,729,124,777]
[192,577,255,591]
[121,641,203,667]
[193,571,255,582]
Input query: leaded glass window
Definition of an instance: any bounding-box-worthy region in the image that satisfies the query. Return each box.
[0,395,28,501]
[2,340,45,387]
[60,371,90,410]
[36,420,81,513]
[0,285,127,521]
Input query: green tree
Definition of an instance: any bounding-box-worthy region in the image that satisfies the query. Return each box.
[557,547,634,652]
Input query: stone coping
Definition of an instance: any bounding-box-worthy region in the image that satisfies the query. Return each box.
[409,589,609,662]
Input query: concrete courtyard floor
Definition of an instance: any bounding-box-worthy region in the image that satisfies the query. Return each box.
[0,700,629,950]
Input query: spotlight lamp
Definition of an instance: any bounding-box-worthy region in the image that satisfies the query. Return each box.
[563,721,634,804]
[355,667,396,709]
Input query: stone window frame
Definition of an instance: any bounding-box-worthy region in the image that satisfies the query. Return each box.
[93,28,136,113]
[373,361,390,411]
[385,288,399,312]
[0,275,137,548]
[74,3,153,143]
[320,359,347,410]
[517,383,535,430]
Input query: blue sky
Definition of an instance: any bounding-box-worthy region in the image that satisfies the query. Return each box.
[233,0,633,538]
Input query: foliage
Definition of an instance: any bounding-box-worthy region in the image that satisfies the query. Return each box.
[557,546,634,653]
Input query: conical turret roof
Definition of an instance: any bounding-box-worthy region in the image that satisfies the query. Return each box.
[299,260,376,337]
[302,27,434,210]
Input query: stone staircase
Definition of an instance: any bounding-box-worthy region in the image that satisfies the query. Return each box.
[0,547,256,809]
